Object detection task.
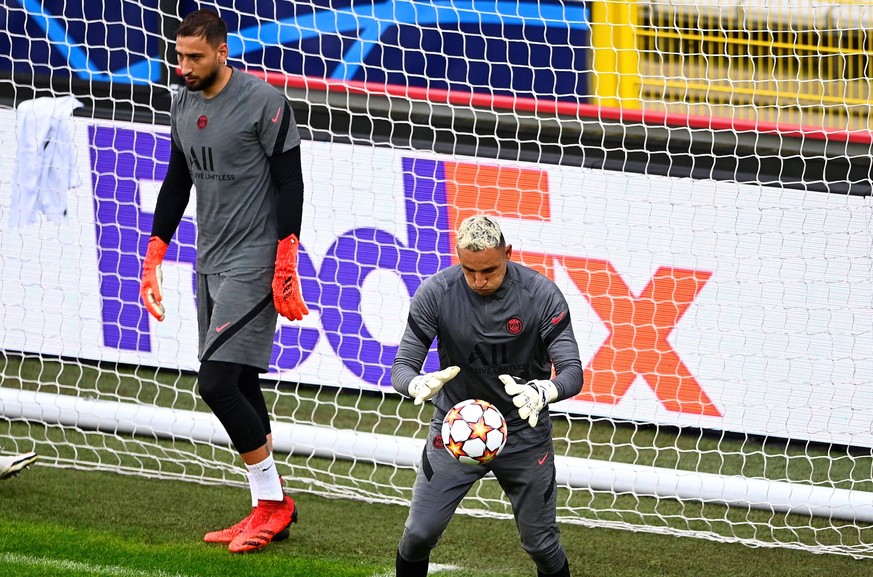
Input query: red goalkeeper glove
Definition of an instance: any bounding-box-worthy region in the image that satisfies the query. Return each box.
[140,236,169,322]
[273,234,309,321]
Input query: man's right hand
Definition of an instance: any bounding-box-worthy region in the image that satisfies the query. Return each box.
[407,366,461,405]
[140,236,169,321]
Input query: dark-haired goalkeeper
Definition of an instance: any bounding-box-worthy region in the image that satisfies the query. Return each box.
[139,9,307,553]
[392,215,583,577]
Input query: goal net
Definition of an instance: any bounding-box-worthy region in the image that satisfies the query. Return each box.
[2,0,872,559]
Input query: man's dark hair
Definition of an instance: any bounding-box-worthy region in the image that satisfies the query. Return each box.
[177,9,228,46]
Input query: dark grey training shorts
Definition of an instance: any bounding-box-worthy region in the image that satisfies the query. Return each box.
[196,267,277,371]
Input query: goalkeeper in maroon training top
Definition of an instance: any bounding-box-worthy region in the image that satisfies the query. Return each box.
[139,9,306,554]
[392,215,583,577]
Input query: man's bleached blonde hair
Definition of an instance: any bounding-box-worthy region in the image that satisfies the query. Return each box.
[456,215,506,251]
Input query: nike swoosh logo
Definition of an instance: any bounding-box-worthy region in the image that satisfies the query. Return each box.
[550,311,566,325]
[215,321,231,333]
[538,451,549,465]
[271,106,281,123]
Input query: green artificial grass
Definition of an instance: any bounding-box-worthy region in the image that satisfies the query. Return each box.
[0,465,870,577]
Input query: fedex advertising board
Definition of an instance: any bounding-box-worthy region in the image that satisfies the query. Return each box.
[1,112,872,448]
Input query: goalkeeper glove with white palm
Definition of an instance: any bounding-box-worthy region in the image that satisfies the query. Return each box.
[499,374,558,428]
[408,366,460,405]
[273,234,309,321]
[140,236,169,322]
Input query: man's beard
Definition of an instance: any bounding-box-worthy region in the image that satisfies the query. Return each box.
[186,65,221,92]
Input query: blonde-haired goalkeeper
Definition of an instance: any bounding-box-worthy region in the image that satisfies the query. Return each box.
[392,215,583,577]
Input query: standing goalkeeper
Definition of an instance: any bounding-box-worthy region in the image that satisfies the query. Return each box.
[139,9,307,553]
[392,215,582,577]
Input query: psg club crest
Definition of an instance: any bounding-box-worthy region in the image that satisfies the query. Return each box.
[197,115,208,129]
[505,318,523,335]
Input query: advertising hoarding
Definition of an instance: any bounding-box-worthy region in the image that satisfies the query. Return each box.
[2,112,871,448]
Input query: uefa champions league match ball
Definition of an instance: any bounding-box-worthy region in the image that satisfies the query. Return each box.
[441,399,508,465]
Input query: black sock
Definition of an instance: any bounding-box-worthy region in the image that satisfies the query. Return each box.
[538,558,570,577]
[396,550,429,577]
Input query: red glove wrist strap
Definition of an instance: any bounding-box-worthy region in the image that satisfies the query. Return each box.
[144,236,169,270]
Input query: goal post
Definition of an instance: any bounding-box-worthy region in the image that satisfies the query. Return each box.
[1,0,872,559]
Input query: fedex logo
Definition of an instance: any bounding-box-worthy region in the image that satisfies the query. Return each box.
[88,125,718,416]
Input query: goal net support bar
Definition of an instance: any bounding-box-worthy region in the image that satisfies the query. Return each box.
[5,388,871,524]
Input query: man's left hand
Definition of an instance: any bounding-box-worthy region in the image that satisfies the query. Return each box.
[273,234,309,321]
[499,375,558,428]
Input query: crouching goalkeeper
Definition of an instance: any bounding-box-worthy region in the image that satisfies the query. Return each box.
[139,8,308,554]
[391,215,583,577]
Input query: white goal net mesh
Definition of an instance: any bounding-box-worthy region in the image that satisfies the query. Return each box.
[1,0,872,558]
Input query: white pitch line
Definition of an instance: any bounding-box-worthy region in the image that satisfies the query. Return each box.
[370,562,460,577]
[0,553,194,577]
